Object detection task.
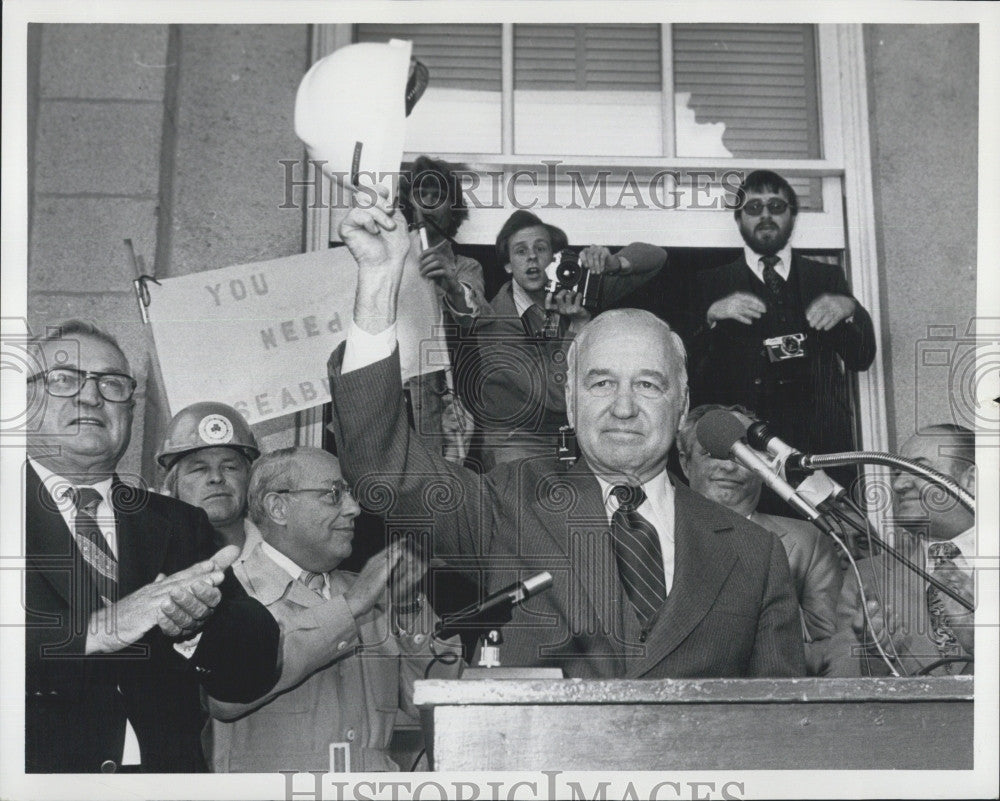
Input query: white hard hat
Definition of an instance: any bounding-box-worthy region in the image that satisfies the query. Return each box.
[295,39,425,198]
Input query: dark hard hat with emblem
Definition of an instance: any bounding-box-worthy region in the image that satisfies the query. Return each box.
[156,402,260,470]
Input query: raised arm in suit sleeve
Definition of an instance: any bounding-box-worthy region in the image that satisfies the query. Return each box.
[328,343,490,575]
[747,533,807,677]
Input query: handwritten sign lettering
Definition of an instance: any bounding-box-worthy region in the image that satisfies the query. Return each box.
[147,245,441,424]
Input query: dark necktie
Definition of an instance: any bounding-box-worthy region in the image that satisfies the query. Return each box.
[761,255,784,297]
[926,541,963,666]
[610,485,667,630]
[68,486,118,605]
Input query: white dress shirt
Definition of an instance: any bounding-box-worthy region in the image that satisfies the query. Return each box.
[594,471,676,596]
[260,540,332,600]
[743,244,792,284]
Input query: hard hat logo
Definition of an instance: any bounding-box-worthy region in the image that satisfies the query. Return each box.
[198,414,234,445]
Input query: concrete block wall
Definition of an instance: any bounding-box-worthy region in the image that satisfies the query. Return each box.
[28,24,172,483]
[28,24,312,483]
[866,24,979,447]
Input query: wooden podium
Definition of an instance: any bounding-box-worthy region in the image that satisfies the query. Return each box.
[414,676,973,770]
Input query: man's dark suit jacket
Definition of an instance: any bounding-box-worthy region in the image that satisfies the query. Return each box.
[24,463,280,773]
[692,254,876,457]
[328,347,805,678]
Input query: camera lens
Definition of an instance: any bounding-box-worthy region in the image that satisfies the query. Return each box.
[555,250,581,287]
[782,336,800,354]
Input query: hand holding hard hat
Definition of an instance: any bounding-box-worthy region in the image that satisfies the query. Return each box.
[294,39,427,202]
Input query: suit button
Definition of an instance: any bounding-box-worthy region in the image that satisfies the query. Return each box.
[346,729,356,741]
[337,641,348,650]
[100,760,117,773]
[639,631,648,643]
[754,378,762,386]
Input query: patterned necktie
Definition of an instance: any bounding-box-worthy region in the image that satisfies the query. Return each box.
[926,541,962,664]
[523,304,563,340]
[760,255,784,297]
[299,570,327,598]
[68,486,118,605]
[610,485,667,630]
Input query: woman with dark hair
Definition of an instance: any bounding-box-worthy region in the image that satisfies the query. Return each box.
[398,156,486,463]
[399,155,486,326]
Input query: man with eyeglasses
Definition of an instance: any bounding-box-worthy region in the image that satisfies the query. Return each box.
[24,320,279,773]
[691,170,876,499]
[208,445,461,772]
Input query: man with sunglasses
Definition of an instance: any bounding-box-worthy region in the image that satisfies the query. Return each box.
[692,170,876,498]
[24,320,279,772]
[208,446,460,772]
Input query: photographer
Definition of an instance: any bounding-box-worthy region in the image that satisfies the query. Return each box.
[464,210,665,471]
[691,170,876,500]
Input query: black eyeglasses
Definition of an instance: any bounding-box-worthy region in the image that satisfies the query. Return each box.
[27,368,137,403]
[742,198,790,216]
[274,479,353,506]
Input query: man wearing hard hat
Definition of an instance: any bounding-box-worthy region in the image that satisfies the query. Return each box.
[158,402,260,549]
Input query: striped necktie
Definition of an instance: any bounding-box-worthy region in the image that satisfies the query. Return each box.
[300,570,327,598]
[926,540,963,666]
[68,486,118,606]
[610,485,667,631]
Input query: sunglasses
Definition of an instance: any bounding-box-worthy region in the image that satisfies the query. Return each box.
[741,198,790,216]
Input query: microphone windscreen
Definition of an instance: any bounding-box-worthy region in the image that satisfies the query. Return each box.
[696,409,749,460]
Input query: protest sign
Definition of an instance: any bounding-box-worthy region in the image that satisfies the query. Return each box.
[146,243,445,424]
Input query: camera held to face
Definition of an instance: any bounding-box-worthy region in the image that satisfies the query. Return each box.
[544,250,600,310]
[763,333,807,362]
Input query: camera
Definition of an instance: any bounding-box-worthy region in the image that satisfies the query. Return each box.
[544,250,600,310]
[763,333,807,362]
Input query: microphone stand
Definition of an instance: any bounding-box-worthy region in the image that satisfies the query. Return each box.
[798,452,975,612]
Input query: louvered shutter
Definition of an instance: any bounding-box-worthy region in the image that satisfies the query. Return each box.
[514,24,661,90]
[355,23,502,91]
[673,24,821,159]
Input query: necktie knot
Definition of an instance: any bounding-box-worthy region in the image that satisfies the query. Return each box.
[759,255,785,299]
[68,486,103,515]
[300,570,326,596]
[611,484,646,512]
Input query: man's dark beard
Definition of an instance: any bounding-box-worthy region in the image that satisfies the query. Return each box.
[741,222,791,257]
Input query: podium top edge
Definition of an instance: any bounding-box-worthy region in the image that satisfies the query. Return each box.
[414,676,973,707]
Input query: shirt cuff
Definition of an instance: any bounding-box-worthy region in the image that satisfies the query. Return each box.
[343,321,397,374]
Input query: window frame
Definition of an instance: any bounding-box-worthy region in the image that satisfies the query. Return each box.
[301,23,888,467]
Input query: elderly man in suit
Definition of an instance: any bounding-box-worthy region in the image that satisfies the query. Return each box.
[675,404,842,675]
[24,320,278,773]
[691,170,876,500]
[324,195,804,679]
[826,425,976,677]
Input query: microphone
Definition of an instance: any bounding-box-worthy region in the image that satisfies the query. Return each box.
[435,571,553,640]
[746,421,846,504]
[695,410,834,535]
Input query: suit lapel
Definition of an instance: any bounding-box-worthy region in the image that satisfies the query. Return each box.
[112,476,169,594]
[626,482,738,678]
[25,463,79,607]
[534,458,623,655]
